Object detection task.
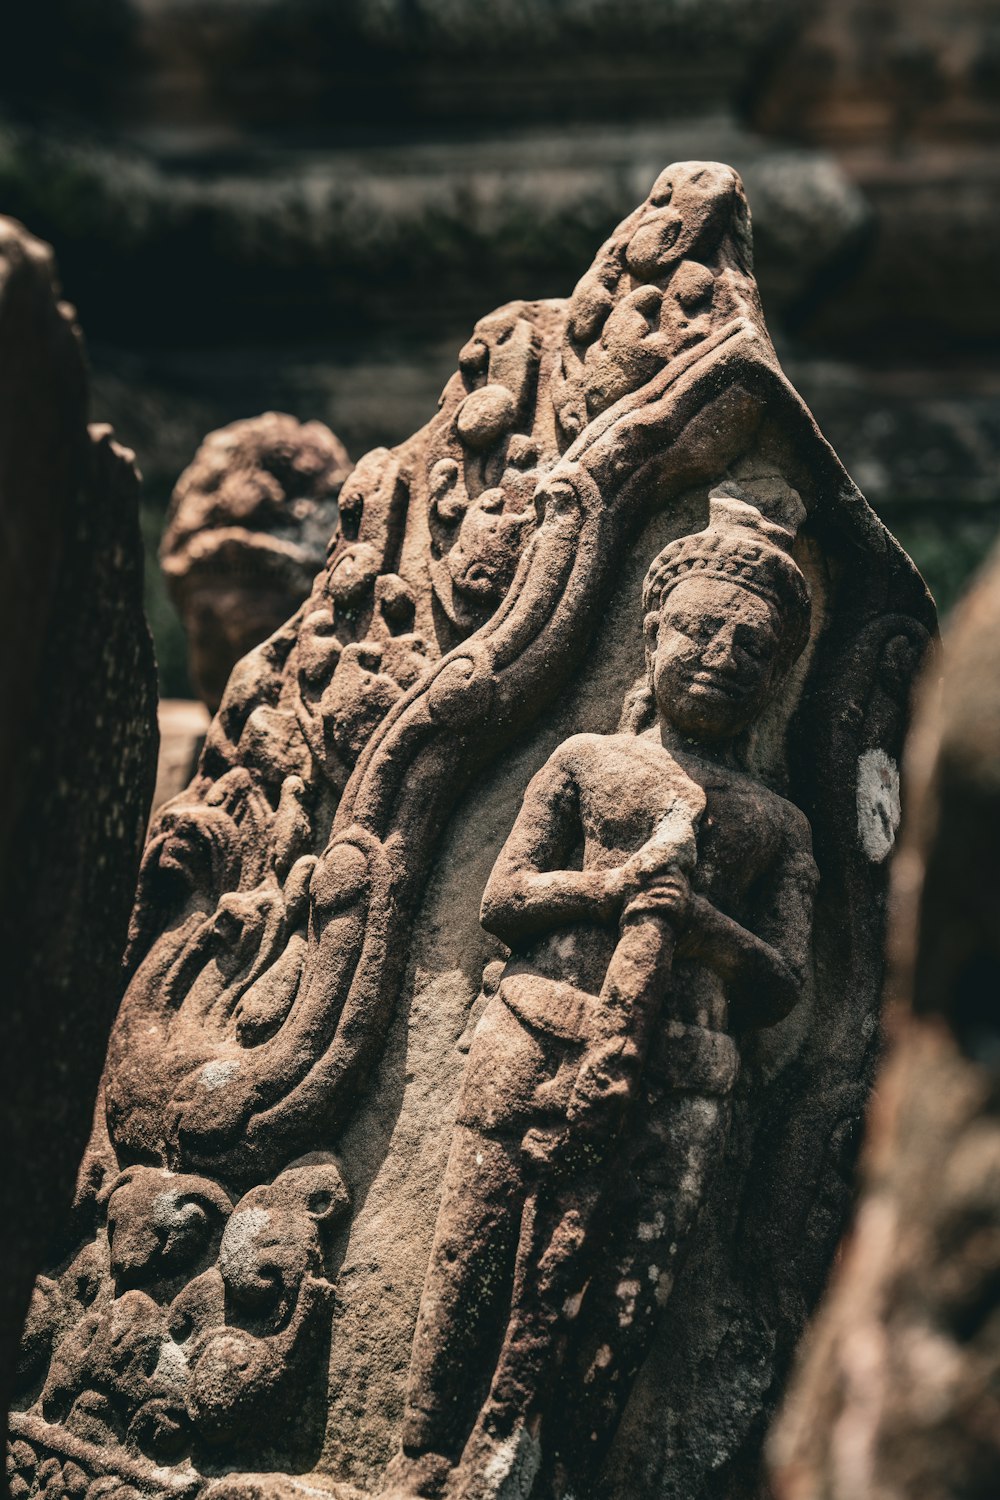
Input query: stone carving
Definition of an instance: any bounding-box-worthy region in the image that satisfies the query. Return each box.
[154,414,353,816]
[161,412,352,714]
[0,217,158,1436]
[9,163,934,1500]
[388,498,819,1499]
[769,537,1000,1500]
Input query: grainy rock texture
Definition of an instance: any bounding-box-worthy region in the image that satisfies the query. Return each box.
[0,219,158,1439]
[769,537,1000,1500]
[153,414,352,814]
[161,413,352,714]
[7,165,933,1500]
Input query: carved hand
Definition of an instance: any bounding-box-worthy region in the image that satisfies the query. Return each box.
[678,893,803,1027]
[566,1041,634,1127]
[614,852,691,924]
[522,1122,605,1178]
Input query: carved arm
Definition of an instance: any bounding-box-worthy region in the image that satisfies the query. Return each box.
[681,811,818,1030]
[480,750,620,946]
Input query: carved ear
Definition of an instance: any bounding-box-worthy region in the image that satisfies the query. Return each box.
[97,1166,136,1211]
[176,1179,233,1225]
[266,1155,351,1228]
[481,959,506,1000]
[618,678,656,735]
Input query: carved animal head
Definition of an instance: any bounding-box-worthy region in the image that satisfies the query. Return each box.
[443,487,536,607]
[217,1157,349,1327]
[184,1158,348,1444]
[138,767,273,916]
[557,161,755,440]
[103,1168,232,1290]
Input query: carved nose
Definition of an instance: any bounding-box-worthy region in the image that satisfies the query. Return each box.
[701,628,735,668]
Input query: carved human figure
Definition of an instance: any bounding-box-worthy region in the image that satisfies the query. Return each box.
[389,497,819,1499]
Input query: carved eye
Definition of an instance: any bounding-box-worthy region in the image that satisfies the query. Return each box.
[309,1191,334,1216]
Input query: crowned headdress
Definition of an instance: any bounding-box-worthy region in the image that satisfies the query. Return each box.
[642,493,811,667]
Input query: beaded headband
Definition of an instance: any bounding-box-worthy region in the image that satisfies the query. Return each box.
[642,496,810,657]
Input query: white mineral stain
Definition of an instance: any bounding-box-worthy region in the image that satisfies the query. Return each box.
[856,747,901,863]
[153,1339,188,1393]
[219,1206,270,1279]
[200,1058,239,1090]
[152,1190,181,1228]
[480,1425,541,1500]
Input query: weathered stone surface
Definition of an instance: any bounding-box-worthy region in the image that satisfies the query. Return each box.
[152,414,351,814]
[0,220,158,1435]
[8,164,933,1500]
[769,534,1000,1500]
[161,412,351,715]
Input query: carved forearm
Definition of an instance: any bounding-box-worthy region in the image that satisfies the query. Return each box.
[682,895,801,1028]
[480,868,619,946]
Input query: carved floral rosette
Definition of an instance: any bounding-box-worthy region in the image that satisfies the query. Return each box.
[9,163,935,1500]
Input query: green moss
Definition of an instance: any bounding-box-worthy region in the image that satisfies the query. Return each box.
[140,501,191,699]
[885,510,1000,620]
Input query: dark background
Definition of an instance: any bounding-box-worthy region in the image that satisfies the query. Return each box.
[3,0,998,696]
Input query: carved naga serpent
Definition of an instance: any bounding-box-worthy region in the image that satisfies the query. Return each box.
[102,165,783,1191]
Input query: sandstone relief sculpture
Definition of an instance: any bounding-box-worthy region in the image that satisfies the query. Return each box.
[8,163,935,1500]
[388,497,819,1500]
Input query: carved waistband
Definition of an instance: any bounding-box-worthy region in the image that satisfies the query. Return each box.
[499,975,740,1096]
[500,971,595,1041]
[650,1019,740,1095]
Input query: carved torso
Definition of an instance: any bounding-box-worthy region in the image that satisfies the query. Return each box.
[494,729,813,1032]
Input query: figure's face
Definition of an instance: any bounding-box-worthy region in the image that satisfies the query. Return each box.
[650,577,788,741]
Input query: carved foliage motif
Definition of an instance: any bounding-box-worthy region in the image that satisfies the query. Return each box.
[10,163,935,1499]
